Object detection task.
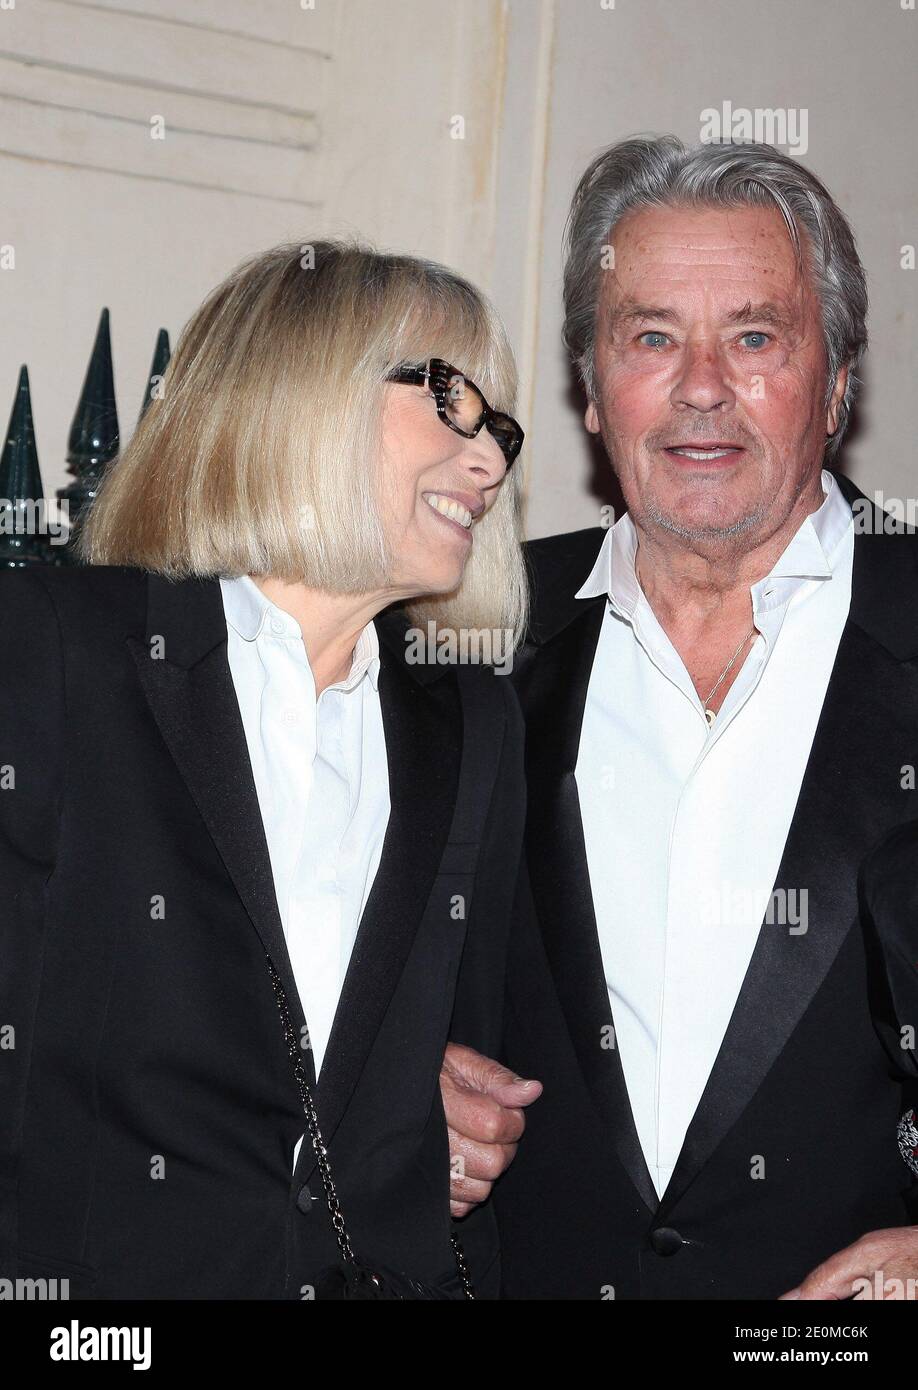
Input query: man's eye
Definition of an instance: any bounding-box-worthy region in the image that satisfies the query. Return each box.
[740,331,771,350]
[638,331,670,349]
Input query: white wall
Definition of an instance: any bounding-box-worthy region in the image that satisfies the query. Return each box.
[0,0,517,492]
[523,0,918,536]
[2,0,915,541]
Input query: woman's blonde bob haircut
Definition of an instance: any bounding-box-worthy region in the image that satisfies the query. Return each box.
[78,239,527,646]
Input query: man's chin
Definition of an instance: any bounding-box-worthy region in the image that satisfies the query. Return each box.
[647,503,766,543]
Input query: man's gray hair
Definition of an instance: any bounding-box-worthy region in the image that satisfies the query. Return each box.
[563,135,868,458]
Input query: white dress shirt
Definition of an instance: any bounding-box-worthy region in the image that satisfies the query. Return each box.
[219,574,390,1111]
[573,470,853,1199]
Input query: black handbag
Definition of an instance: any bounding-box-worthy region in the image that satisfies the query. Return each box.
[267,954,475,1300]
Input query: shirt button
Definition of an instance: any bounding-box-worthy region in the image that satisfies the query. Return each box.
[650,1227,684,1256]
[270,617,286,635]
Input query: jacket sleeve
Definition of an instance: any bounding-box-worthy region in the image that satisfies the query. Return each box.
[444,674,526,1298]
[858,821,918,1221]
[0,571,66,1277]
[448,673,526,1059]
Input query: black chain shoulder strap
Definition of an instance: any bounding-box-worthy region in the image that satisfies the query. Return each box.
[268,953,475,1299]
[265,665,508,1300]
[268,956,355,1265]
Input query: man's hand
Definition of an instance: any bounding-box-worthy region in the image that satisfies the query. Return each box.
[440,1042,542,1217]
[780,1227,918,1299]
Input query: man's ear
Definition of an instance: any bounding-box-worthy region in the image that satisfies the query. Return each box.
[826,364,849,437]
[585,400,600,434]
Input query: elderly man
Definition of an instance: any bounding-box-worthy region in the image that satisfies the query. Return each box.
[444,136,918,1299]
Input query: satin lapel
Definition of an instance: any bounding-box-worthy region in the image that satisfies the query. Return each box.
[307,616,462,1157]
[661,599,918,1213]
[522,598,658,1212]
[126,574,313,1081]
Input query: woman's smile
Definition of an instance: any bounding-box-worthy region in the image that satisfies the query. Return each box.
[421,488,485,541]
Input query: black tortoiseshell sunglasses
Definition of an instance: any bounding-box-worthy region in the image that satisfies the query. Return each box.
[386,357,524,468]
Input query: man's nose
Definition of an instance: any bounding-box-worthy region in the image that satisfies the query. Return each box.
[670,342,736,413]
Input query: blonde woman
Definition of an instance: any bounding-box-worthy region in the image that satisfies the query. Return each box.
[0,242,530,1299]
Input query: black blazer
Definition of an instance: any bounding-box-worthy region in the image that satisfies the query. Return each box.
[0,564,523,1299]
[858,818,918,1199]
[490,471,918,1299]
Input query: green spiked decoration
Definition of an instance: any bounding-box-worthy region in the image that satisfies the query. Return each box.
[138,328,170,422]
[58,307,120,564]
[0,366,60,566]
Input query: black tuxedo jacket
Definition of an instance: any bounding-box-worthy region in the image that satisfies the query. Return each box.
[491,471,918,1299]
[858,819,918,1153]
[0,564,522,1299]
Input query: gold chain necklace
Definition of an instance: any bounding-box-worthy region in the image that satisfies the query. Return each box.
[702,626,756,727]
